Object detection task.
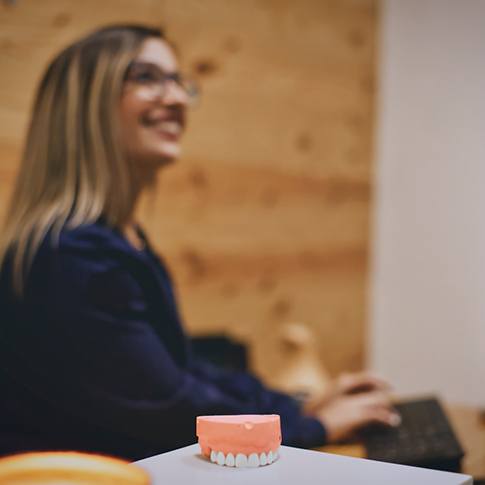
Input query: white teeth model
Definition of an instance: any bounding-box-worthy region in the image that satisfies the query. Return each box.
[209,449,280,467]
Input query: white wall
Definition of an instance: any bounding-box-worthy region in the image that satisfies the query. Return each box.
[370,0,485,407]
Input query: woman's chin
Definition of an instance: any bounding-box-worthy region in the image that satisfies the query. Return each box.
[146,149,180,167]
[131,144,181,173]
[153,143,181,164]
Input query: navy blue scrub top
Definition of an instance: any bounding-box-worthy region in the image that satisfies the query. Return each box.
[0,222,326,460]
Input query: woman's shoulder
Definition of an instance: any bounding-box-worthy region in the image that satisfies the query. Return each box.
[28,221,151,298]
[35,220,144,276]
[57,221,127,252]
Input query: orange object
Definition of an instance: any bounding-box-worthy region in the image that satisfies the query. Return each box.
[0,451,150,484]
[196,414,281,467]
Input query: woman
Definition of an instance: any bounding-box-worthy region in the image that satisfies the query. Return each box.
[0,24,399,460]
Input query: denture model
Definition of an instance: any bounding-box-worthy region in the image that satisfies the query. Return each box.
[196,414,281,467]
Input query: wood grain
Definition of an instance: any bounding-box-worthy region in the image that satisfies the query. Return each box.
[0,0,378,384]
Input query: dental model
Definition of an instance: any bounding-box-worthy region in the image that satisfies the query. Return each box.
[196,414,281,468]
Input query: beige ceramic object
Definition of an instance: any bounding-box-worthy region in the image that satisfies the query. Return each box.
[270,322,332,398]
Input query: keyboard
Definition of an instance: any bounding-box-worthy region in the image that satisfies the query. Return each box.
[362,397,465,472]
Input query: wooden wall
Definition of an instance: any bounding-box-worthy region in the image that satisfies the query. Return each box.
[0,0,378,386]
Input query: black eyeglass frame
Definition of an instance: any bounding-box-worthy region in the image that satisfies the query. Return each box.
[123,60,199,104]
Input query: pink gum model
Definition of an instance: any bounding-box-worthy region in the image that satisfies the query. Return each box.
[196,415,281,465]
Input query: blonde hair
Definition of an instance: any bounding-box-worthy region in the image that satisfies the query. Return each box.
[0,24,165,295]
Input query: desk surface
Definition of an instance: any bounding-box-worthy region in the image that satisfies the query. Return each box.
[318,404,485,478]
[136,444,472,485]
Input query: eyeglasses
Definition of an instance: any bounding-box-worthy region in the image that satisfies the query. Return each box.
[124,61,199,105]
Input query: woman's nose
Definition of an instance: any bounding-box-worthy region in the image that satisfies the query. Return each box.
[162,80,189,106]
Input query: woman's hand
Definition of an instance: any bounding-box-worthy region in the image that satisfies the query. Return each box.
[315,390,401,443]
[332,372,390,396]
[303,371,399,443]
[304,371,391,415]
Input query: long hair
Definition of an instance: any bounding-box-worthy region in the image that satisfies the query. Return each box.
[0,24,165,295]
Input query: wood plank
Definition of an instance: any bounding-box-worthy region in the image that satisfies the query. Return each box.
[0,0,378,382]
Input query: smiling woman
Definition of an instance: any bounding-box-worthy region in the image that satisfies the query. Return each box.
[0,25,195,281]
[0,24,397,461]
[0,25,165,289]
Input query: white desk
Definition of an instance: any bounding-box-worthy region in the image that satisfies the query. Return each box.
[135,444,472,484]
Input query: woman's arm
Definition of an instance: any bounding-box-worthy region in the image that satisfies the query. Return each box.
[19,245,325,453]
[188,358,327,447]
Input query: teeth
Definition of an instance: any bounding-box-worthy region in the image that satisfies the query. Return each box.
[157,121,181,133]
[209,449,279,467]
[235,453,248,468]
[248,453,259,467]
[225,453,235,467]
[217,451,225,466]
[267,450,273,464]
